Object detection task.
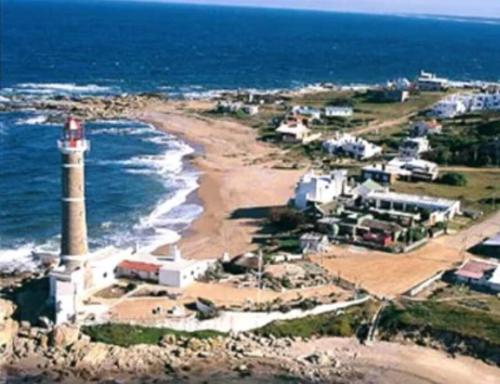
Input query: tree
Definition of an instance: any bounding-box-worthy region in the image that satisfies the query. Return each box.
[268,206,306,231]
[440,172,468,187]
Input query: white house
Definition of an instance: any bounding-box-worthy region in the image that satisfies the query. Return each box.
[292,105,322,120]
[417,70,449,91]
[387,78,412,91]
[276,119,321,144]
[470,92,500,112]
[388,157,439,181]
[242,105,259,115]
[430,95,468,118]
[158,246,215,288]
[116,260,161,281]
[217,100,243,113]
[411,120,442,137]
[399,137,430,159]
[323,133,382,160]
[116,247,215,288]
[361,190,461,223]
[293,170,349,210]
[324,106,353,118]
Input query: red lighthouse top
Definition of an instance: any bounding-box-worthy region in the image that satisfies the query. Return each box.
[63,117,84,141]
[58,116,89,153]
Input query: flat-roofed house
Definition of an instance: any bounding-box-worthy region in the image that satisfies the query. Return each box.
[293,170,349,210]
[388,157,439,181]
[399,137,430,159]
[417,70,449,91]
[158,246,215,288]
[431,96,468,118]
[291,105,322,121]
[361,163,408,185]
[361,190,461,223]
[276,119,321,144]
[323,133,382,160]
[324,106,353,118]
[411,120,443,137]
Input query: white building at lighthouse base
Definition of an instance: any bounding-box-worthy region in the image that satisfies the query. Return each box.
[49,247,132,324]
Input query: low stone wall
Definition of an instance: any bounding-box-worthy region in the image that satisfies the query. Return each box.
[88,296,371,333]
[404,270,445,297]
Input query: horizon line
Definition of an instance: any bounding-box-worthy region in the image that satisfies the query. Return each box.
[103,0,500,21]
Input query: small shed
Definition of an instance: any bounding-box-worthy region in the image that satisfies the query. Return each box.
[300,233,330,254]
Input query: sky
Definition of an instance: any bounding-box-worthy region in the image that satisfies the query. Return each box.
[120,0,500,18]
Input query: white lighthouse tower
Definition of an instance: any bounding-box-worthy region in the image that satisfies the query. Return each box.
[50,117,91,324]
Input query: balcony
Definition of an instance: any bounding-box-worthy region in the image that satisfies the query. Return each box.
[58,139,90,154]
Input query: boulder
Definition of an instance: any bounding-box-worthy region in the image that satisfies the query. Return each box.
[50,324,80,348]
[0,299,18,349]
[185,338,203,352]
[159,333,177,347]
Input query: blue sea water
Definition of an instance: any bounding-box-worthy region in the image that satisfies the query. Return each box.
[1,0,499,270]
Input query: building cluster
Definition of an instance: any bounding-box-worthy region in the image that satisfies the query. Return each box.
[292,105,354,120]
[292,168,460,252]
[274,104,354,144]
[430,91,500,119]
[216,100,260,115]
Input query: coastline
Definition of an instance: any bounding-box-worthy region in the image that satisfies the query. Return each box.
[135,103,303,260]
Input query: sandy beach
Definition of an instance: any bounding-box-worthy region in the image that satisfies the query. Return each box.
[136,103,303,260]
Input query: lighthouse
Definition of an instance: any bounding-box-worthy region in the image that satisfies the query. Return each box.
[50,117,91,324]
[58,117,89,269]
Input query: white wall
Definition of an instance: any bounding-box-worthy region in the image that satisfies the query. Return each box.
[88,296,371,333]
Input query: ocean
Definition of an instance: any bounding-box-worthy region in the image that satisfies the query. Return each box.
[1,0,500,270]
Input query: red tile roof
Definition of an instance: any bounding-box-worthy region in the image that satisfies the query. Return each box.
[455,259,496,280]
[118,260,161,274]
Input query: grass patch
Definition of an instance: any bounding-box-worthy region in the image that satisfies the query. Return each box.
[82,323,224,347]
[391,167,500,215]
[254,301,377,339]
[380,301,500,345]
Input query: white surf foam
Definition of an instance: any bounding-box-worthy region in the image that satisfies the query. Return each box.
[15,82,115,95]
[15,114,50,125]
[0,243,43,274]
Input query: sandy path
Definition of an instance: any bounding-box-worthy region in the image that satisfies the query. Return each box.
[135,106,302,260]
[354,114,411,135]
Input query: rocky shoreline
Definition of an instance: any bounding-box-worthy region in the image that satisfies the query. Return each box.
[1,299,363,383]
[0,93,168,122]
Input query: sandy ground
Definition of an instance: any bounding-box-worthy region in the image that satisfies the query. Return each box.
[312,242,462,298]
[136,106,302,260]
[108,281,347,321]
[290,337,500,384]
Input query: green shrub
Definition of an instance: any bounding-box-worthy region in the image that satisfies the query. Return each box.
[82,324,223,347]
[268,206,306,231]
[440,172,468,186]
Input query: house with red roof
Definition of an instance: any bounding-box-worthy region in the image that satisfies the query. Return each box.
[453,258,500,292]
[116,260,161,282]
